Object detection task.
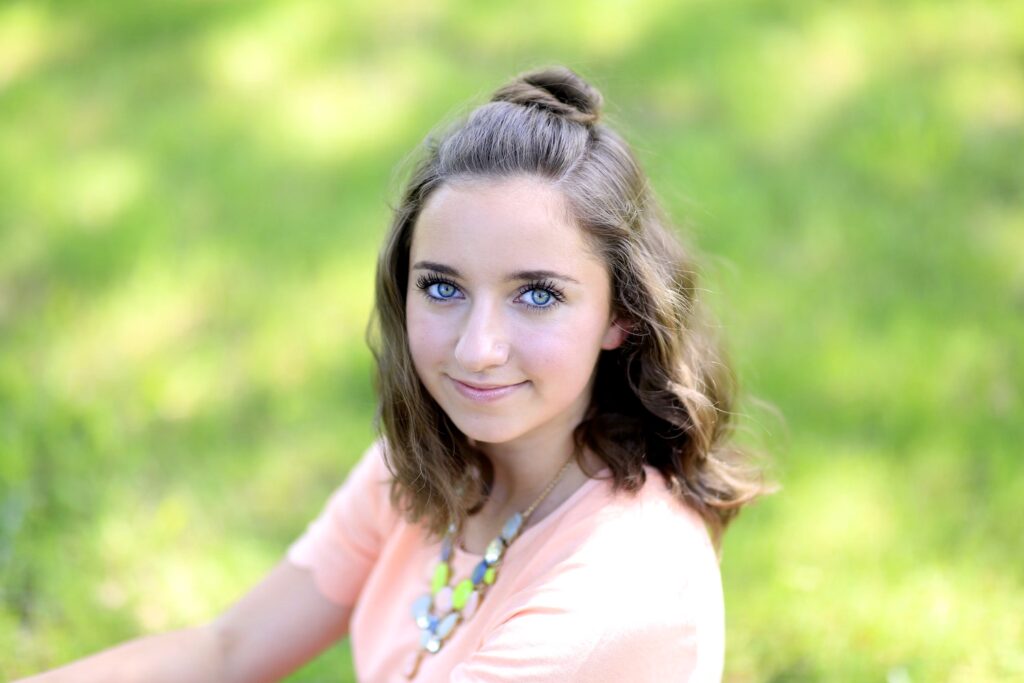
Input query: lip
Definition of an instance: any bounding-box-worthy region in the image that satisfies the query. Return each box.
[449,377,527,402]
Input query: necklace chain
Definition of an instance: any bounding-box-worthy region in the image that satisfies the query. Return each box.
[404,455,575,679]
[521,458,573,519]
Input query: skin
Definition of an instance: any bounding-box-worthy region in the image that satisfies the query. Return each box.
[406,175,627,550]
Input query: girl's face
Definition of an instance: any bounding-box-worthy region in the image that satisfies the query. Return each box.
[406,176,627,448]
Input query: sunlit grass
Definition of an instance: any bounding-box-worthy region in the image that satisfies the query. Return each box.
[1,0,1021,681]
[199,2,437,164]
[0,2,63,89]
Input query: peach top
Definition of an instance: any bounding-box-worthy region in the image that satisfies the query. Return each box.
[287,442,725,682]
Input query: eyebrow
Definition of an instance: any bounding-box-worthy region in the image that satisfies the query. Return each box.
[412,261,581,284]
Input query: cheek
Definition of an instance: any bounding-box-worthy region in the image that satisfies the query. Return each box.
[518,321,604,386]
[405,305,439,367]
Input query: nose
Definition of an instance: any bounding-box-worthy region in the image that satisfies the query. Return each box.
[454,299,510,372]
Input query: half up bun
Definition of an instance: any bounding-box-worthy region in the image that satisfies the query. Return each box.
[491,66,603,126]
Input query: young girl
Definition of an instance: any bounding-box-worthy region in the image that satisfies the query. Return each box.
[21,66,769,683]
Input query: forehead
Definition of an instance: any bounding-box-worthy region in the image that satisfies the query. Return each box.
[409,176,601,272]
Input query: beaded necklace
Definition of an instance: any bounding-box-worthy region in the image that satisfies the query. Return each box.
[403,457,574,679]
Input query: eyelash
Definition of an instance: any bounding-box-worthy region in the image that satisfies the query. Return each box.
[517,278,566,309]
[414,274,566,310]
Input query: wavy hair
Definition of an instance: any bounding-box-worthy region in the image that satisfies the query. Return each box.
[370,66,772,547]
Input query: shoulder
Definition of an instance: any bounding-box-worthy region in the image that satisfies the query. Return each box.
[563,466,720,581]
[564,468,725,676]
[454,469,725,682]
[510,465,724,631]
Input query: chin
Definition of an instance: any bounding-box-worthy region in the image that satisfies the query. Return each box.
[446,414,528,446]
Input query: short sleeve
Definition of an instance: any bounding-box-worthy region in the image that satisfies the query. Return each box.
[286,441,397,608]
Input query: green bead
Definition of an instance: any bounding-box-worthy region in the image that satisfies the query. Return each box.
[484,567,496,585]
[431,563,449,594]
[452,579,474,610]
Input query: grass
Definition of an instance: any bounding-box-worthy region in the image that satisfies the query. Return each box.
[1,0,1022,680]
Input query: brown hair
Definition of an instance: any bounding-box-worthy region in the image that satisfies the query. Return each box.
[370,66,772,547]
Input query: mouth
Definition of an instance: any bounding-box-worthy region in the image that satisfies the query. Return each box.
[448,377,528,402]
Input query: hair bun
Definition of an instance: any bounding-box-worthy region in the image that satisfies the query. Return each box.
[491,66,603,126]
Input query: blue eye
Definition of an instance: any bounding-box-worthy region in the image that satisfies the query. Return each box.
[523,289,553,307]
[416,274,462,302]
[431,282,458,299]
[518,280,565,309]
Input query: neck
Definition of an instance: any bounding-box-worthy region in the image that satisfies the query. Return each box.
[474,431,578,516]
[467,377,601,524]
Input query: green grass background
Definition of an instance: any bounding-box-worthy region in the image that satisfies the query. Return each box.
[2,0,1022,680]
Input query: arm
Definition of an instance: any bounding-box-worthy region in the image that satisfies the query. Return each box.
[16,559,350,683]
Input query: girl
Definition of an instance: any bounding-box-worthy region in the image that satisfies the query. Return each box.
[21,66,769,682]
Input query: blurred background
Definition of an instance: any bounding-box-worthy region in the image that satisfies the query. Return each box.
[1,0,1021,681]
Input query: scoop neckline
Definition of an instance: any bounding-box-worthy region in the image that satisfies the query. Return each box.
[454,466,611,560]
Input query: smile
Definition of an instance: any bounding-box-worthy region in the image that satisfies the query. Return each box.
[448,377,528,402]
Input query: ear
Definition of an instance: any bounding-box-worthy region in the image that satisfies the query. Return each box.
[600,316,632,350]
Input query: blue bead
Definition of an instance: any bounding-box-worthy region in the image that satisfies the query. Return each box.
[436,612,459,639]
[411,594,432,629]
[501,512,523,543]
[440,535,453,562]
[427,614,439,632]
[471,559,489,585]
